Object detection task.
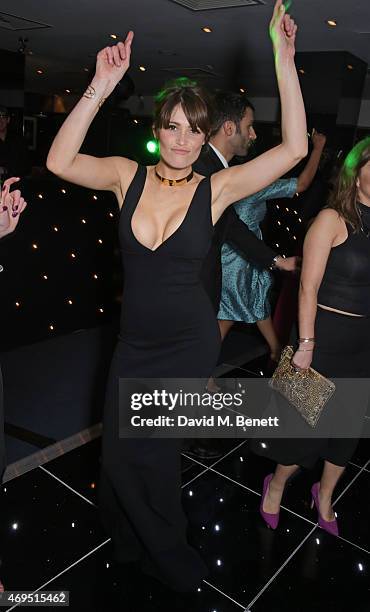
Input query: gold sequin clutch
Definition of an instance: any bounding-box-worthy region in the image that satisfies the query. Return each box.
[269,346,336,428]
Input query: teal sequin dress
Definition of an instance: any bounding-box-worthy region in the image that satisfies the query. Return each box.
[218,178,298,323]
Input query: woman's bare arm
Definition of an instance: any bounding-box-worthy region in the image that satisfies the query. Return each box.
[46,32,136,204]
[292,209,344,369]
[211,0,307,220]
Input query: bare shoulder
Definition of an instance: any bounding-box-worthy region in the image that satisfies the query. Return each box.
[316,207,342,221]
[113,157,139,208]
[311,208,345,232]
[307,208,347,248]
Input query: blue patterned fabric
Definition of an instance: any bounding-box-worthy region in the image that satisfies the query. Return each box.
[218,178,298,323]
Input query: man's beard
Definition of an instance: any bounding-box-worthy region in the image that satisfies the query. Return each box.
[240,140,251,156]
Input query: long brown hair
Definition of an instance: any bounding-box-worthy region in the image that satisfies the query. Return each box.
[328,136,370,231]
[153,77,212,140]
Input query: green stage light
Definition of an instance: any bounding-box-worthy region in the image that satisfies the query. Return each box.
[146,139,159,154]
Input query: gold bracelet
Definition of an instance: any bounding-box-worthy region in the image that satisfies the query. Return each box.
[83,84,96,99]
[83,84,106,109]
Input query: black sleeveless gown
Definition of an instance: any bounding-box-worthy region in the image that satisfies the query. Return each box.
[99,165,220,590]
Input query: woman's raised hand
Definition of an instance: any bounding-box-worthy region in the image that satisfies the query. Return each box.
[269,0,297,62]
[0,177,27,238]
[94,31,134,88]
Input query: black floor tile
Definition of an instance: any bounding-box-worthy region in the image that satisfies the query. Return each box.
[182,468,314,607]
[3,422,367,612]
[182,440,248,469]
[239,353,271,377]
[182,452,203,471]
[333,467,370,552]
[0,468,106,595]
[45,541,243,612]
[350,437,370,468]
[43,439,102,503]
[250,529,370,612]
[43,439,206,504]
[219,366,265,380]
[212,442,360,524]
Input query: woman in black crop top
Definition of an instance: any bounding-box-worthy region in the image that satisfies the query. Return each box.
[259,136,370,537]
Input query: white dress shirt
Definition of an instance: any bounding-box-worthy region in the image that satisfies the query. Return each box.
[208,143,229,169]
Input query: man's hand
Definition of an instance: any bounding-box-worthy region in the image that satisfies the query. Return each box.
[0,177,27,238]
[275,255,301,272]
[311,129,326,151]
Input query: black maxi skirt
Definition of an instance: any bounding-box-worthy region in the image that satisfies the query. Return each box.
[254,308,370,468]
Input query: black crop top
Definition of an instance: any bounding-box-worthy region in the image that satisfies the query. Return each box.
[317,204,370,315]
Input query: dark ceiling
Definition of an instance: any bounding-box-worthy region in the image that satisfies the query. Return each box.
[1,0,370,99]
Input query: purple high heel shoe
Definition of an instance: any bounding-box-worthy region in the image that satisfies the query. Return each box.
[310,482,339,537]
[260,474,280,529]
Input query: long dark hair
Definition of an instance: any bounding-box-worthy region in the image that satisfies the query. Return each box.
[328,136,370,231]
[153,77,212,140]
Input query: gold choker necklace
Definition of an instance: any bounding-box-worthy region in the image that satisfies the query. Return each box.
[155,167,193,187]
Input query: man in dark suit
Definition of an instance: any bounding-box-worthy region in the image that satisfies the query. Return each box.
[194,93,297,315]
[188,93,297,460]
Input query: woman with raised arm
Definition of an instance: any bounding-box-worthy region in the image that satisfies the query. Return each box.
[47,0,307,592]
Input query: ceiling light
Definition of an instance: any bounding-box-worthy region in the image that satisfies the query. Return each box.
[239,87,245,93]
[347,64,354,70]
[84,68,89,72]
[36,69,43,74]
[139,66,146,72]
[110,34,117,39]
[202,27,212,33]
[326,19,337,27]
[299,68,305,74]
[65,89,71,93]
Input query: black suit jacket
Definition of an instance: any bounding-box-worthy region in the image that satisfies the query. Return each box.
[194,145,276,313]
